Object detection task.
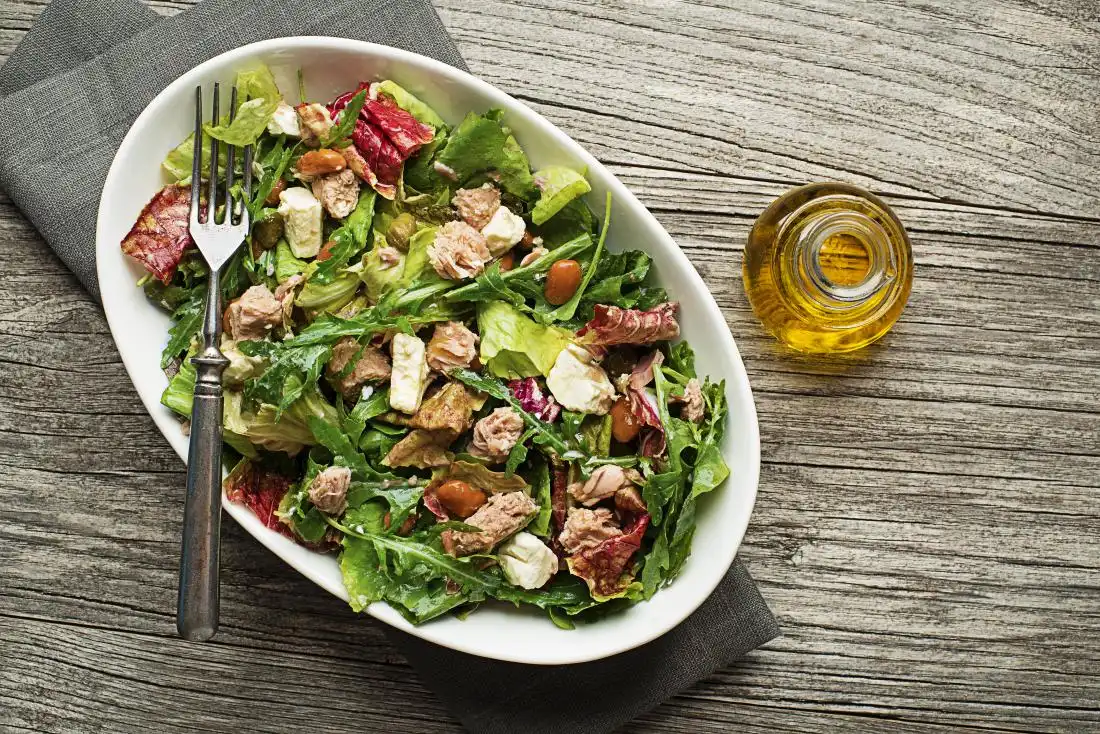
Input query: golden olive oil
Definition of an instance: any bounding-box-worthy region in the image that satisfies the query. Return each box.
[743,182,913,353]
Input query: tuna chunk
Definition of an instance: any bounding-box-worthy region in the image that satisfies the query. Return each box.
[326,337,391,399]
[428,221,491,280]
[680,378,705,423]
[308,466,352,515]
[469,407,525,464]
[311,168,360,219]
[559,507,622,555]
[568,465,633,507]
[443,491,538,556]
[225,285,282,340]
[426,321,479,372]
[451,185,501,230]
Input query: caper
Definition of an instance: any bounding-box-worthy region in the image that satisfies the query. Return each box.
[251,213,284,251]
[386,212,418,252]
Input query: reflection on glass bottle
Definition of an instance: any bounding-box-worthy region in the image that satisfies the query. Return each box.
[743,182,914,353]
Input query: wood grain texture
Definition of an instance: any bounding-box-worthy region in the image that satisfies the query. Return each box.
[1,0,1099,732]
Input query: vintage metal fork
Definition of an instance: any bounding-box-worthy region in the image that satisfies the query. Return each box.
[177,83,252,642]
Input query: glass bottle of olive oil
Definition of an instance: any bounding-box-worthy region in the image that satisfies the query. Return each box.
[743,182,913,353]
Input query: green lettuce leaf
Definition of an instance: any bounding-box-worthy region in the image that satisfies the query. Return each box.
[235,63,282,106]
[296,272,360,313]
[531,166,592,225]
[528,460,552,537]
[311,189,377,285]
[204,97,281,146]
[476,300,571,378]
[435,110,508,183]
[275,238,308,283]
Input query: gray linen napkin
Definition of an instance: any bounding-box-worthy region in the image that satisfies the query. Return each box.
[0,1,779,731]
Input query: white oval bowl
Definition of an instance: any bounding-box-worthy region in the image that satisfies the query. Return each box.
[96,37,760,665]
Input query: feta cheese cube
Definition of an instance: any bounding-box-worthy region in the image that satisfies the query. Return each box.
[267,101,301,137]
[546,344,616,415]
[389,333,430,414]
[498,532,557,589]
[480,205,526,257]
[276,187,322,258]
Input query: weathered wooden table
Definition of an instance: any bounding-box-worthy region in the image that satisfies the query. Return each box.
[2,0,1098,731]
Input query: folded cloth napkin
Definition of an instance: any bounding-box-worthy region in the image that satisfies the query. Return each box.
[0,1,778,731]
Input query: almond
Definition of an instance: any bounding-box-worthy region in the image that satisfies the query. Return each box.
[296,148,346,178]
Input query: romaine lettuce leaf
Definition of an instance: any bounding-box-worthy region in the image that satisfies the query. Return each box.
[204,97,281,146]
[296,272,360,313]
[234,63,281,107]
[274,238,308,283]
[360,238,405,302]
[531,166,591,225]
[476,300,571,378]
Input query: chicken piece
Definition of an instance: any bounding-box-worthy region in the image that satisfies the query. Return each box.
[428,221,491,280]
[326,337,391,399]
[225,285,282,340]
[442,491,538,556]
[425,321,479,372]
[382,429,454,469]
[519,246,548,268]
[452,185,501,230]
[680,378,705,423]
[338,144,371,182]
[311,168,360,219]
[296,103,334,148]
[568,465,633,507]
[308,466,352,515]
[559,507,622,555]
[614,485,647,514]
[468,407,525,464]
[407,382,476,435]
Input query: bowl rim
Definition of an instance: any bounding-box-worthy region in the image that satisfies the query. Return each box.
[96,36,760,664]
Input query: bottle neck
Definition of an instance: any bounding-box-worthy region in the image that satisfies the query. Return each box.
[793,208,896,311]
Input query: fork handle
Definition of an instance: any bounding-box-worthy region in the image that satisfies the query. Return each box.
[177,345,229,641]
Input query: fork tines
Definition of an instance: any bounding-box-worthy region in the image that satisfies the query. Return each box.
[189,83,253,270]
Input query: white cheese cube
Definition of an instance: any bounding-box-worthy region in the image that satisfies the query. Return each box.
[276,187,322,258]
[498,532,557,589]
[546,344,615,415]
[480,205,526,257]
[267,101,301,137]
[389,333,430,414]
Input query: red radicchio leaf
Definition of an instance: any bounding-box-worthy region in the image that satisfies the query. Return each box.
[224,460,294,536]
[422,483,451,522]
[567,513,650,599]
[364,95,434,157]
[625,350,664,430]
[549,462,569,558]
[352,119,400,199]
[120,184,194,283]
[508,378,561,422]
[639,428,666,458]
[577,302,681,346]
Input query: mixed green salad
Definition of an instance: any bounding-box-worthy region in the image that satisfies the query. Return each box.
[121,65,731,626]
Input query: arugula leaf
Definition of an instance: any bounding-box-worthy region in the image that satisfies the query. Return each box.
[161,288,203,368]
[449,368,582,460]
[323,86,368,149]
[346,479,426,530]
[528,460,553,537]
[444,233,593,305]
[534,198,595,248]
[239,340,332,418]
[249,139,294,221]
[505,428,536,475]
